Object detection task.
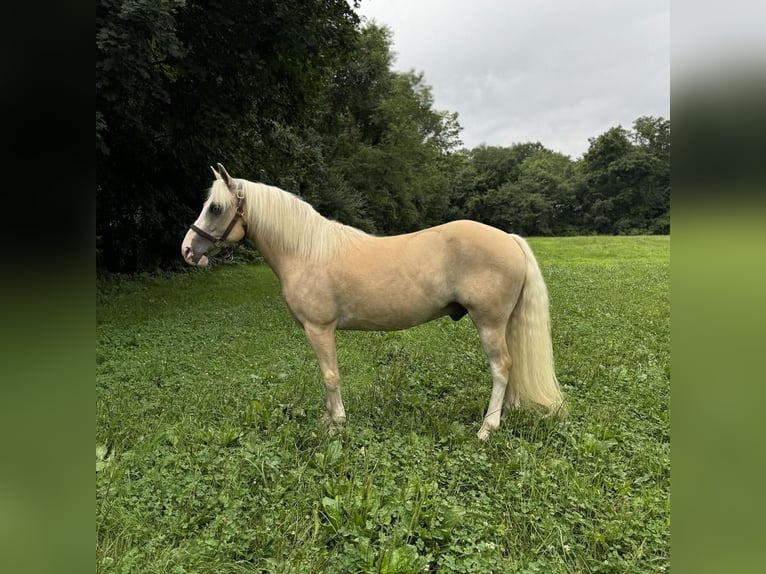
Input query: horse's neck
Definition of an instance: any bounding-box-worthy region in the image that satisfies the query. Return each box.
[249,232,288,279]
[247,214,313,281]
[243,182,365,274]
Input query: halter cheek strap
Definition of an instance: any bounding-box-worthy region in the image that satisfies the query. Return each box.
[188,183,248,244]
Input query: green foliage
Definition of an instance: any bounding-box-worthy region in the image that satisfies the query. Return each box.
[97,237,669,572]
[96,0,361,271]
[96,2,669,272]
[452,118,670,238]
[452,143,571,235]
[579,119,670,234]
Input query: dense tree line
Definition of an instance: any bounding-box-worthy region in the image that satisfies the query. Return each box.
[452,115,670,236]
[97,0,669,272]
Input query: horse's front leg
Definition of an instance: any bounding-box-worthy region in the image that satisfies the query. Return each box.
[304,323,346,425]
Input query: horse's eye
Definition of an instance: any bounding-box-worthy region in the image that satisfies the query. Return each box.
[209,203,222,215]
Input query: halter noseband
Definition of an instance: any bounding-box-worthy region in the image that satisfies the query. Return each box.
[189,183,248,244]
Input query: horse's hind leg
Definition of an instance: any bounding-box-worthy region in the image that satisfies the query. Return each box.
[503,372,520,410]
[475,322,512,441]
[304,323,346,425]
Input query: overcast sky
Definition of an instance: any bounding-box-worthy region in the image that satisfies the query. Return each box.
[356,0,670,159]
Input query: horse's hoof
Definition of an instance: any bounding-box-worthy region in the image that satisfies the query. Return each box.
[323,413,346,426]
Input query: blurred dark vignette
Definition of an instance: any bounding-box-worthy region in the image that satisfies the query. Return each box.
[0,2,92,574]
[673,2,766,572]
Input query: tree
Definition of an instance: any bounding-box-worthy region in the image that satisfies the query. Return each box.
[456,117,669,237]
[454,143,547,230]
[630,116,670,233]
[513,150,579,235]
[579,119,670,234]
[326,25,463,234]
[631,116,670,157]
[96,0,359,271]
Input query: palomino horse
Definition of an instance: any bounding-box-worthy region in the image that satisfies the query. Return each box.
[182,164,564,439]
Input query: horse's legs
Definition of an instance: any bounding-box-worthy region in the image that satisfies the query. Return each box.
[503,373,520,410]
[475,323,512,441]
[304,324,346,425]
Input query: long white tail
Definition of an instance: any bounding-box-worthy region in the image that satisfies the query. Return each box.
[507,234,565,412]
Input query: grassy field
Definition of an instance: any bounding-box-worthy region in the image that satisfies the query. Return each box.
[96,236,669,573]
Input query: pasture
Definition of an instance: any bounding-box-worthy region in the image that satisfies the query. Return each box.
[96,236,669,573]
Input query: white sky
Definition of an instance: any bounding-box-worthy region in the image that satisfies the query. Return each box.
[356,0,670,159]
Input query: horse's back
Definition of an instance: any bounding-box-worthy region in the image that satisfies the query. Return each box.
[437,219,516,243]
[344,219,520,273]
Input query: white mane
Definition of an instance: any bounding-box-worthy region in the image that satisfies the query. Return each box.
[208,179,367,262]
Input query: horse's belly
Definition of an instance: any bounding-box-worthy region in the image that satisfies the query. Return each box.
[336,296,451,331]
[338,307,448,331]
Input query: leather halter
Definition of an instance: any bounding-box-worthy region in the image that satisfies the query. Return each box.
[189,183,248,244]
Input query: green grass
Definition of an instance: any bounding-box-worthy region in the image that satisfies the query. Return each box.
[96,236,669,573]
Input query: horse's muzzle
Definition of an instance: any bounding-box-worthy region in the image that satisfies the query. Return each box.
[181,228,212,266]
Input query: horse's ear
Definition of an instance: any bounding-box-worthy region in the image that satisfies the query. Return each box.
[210,165,222,180]
[217,163,234,187]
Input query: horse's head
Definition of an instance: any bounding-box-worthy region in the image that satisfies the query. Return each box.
[182,163,248,266]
